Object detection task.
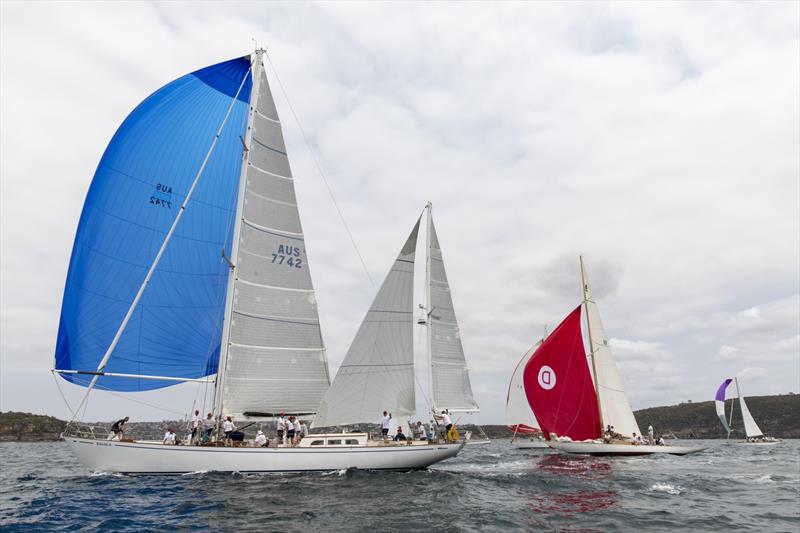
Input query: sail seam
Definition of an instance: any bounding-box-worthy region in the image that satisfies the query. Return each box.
[245,189,297,207]
[249,161,292,180]
[229,343,323,351]
[242,218,304,238]
[249,164,293,181]
[235,278,314,292]
[255,109,281,123]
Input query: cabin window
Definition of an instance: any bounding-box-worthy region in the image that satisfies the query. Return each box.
[327,439,342,445]
[310,440,324,446]
[345,439,359,445]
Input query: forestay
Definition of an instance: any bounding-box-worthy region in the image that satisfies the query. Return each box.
[219,58,330,419]
[581,260,641,438]
[54,57,252,391]
[427,216,478,412]
[313,219,421,428]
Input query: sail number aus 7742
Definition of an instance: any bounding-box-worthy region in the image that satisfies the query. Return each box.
[272,244,303,268]
[150,183,173,209]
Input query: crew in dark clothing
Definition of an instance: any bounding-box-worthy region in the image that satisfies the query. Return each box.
[110,417,129,440]
[393,426,407,441]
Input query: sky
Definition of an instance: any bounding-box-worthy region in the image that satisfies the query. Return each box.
[1,1,798,425]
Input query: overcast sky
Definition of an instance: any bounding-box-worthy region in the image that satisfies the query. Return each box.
[1,2,798,424]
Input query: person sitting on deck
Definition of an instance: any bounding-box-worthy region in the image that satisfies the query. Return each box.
[657,435,665,445]
[393,426,406,441]
[163,428,176,445]
[222,416,236,447]
[254,430,267,447]
[109,417,129,441]
[299,420,308,440]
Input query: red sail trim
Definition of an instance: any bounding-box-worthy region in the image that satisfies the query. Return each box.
[507,424,542,435]
[522,306,601,442]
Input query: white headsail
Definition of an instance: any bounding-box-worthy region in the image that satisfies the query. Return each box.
[506,340,542,434]
[580,258,641,438]
[218,57,331,419]
[426,209,479,413]
[312,219,421,428]
[735,378,764,438]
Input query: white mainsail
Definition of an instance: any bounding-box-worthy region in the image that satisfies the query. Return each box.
[735,378,764,438]
[218,57,330,419]
[580,257,641,438]
[426,209,479,412]
[312,219,421,427]
[506,340,542,433]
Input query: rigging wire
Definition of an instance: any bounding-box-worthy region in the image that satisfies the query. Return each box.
[264,51,375,290]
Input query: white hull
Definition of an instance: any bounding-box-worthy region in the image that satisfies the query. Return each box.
[513,440,550,450]
[65,437,464,474]
[548,441,706,456]
[736,440,782,446]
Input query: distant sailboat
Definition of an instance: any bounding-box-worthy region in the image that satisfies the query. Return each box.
[54,51,463,473]
[314,203,482,444]
[522,257,705,456]
[715,378,781,445]
[506,338,548,449]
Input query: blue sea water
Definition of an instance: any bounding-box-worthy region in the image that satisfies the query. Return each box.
[1,439,798,532]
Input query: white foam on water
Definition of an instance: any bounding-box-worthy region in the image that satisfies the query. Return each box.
[181,470,209,476]
[650,483,682,495]
[321,469,348,477]
[89,471,123,477]
[754,474,774,484]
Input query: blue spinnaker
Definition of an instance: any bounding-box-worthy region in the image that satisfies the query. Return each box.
[55,56,252,391]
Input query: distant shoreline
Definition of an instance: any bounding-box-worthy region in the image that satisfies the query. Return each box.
[2,393,797,442]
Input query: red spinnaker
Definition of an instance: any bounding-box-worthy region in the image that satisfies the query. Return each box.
[523,306,601,441]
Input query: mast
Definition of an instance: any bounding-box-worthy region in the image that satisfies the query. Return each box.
[580,255,605,436]
[425,201,434,413]
[213,50,263,419]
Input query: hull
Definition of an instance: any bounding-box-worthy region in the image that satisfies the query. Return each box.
[513,440,549,450]
[736,440,782,446]
[64,437,464,474]
[548,441,706,456]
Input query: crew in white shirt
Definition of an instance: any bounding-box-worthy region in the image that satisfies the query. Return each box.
[380,411,392,440]
[163,428,176,445]
[299,420,308,439]
[223,416,236,447]
[293,418,302,445]
[254,430,267,447]
[189,410,201,445]
[276,414,286,444]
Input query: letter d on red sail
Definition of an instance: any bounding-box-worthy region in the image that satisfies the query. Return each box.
[522,306,601,442]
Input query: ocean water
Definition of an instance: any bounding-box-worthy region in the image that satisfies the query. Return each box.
[0,439,798,532]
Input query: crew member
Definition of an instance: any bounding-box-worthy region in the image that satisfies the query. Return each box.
[223,416,236,447]
[163,427,176,445]
[109,416,129,441]
[255,430,267,447]
[380,411,392,440]
[189,410,200,445]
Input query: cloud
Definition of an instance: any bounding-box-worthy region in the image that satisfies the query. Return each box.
[1,2,798,422]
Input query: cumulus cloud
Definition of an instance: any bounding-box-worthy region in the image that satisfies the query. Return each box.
[1,2,798,422]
